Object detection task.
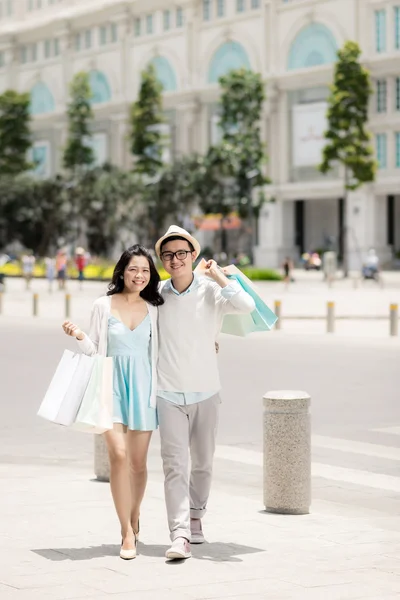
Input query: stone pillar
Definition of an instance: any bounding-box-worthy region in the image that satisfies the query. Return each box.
[263,390,311,515]
[94,435,110,482]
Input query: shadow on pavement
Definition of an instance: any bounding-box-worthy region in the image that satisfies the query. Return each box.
[32,541,265,563]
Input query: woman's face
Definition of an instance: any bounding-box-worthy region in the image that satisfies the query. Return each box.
[123,255,151,293]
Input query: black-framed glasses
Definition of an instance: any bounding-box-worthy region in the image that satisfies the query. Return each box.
[161,250,192,262]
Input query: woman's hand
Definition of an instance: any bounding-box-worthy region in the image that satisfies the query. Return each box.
[62,320,84,341]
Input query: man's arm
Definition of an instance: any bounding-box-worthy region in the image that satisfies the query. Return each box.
[205,260,255,314]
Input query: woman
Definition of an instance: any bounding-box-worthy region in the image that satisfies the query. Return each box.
[62,245,163,560]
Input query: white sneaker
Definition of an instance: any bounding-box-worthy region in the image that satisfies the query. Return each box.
[165,537,192,560]
[190,518,205,544]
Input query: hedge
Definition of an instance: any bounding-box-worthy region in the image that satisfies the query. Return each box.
[1,263,282,282]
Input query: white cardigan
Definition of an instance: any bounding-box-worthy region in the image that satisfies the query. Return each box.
[76,295,159,409]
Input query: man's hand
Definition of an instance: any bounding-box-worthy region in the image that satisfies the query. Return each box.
[204,260,230,288]
[62,320,84,341]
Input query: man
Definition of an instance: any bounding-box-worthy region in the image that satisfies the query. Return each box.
[155,225,255,560]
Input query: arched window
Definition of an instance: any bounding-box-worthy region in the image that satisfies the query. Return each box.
[208,41,251,84]
[150,56,177,92]
[89,70,111,104]
[287,23,338,70]
[30,82,55,115]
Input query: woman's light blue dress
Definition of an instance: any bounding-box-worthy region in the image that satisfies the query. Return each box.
[107,314,157,431]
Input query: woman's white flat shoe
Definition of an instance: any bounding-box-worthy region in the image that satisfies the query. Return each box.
[120,532,137,560]
[120,546,137,560]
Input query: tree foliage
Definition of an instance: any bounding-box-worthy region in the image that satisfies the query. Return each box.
[0,175,72,254]
[129,64,165,177]
[319,41,376,275]
[319,41,376,188]
[0,90,32,175]
[63,72,94,173]
[207,69,268,218]
[74,165,143,256]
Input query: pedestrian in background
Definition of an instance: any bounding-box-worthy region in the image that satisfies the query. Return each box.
[282,256,294,288]
[21,251,35,290]
[62,245,163,560]
[45,256,56,293]
[56,250,67,290]
[75,247,86,291]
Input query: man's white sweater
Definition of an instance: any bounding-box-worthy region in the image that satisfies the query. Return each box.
[157,275,255,393]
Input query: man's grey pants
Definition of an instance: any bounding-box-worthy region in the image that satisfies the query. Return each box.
[157,395,220,542]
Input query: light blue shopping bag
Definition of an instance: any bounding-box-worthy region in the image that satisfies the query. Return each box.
[221,271,278,337]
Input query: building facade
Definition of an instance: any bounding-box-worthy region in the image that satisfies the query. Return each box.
[0,0,399,268]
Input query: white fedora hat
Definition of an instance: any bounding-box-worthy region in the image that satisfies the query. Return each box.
[155,225,201,259]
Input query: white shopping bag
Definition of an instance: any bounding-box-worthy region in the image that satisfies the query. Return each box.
[73,356,114,434]
[37,350,95,426]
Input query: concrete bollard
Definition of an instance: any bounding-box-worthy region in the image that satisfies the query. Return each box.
[0,292,2,314]
[390,304,398,337]
[263,390,311,515]
[327,301,335,333]
[274,300,282,330]
[94,435,110,482]
[33,293,39,316]
[65,293,71,319]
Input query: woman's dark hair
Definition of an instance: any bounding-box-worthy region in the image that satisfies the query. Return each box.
[107,245,164,306]
[160,235,195,254]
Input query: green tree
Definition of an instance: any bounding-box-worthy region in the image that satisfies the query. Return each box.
[63,72,94,173]
[0,90,32,175]
[319,41,376,277]
[0,175,72,254]
[206,69,268,256]
[75,165,143,256]
[129,64,165,177]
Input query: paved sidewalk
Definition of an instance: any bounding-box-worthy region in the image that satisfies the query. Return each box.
[1,441,400,600]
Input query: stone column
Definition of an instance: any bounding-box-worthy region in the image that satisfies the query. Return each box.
[94,435,110,482]
[263,390,311,515]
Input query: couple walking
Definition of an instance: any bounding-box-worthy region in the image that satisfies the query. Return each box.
[62,225,255,561]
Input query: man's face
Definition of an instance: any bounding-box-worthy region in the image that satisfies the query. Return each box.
[160,239,195,278]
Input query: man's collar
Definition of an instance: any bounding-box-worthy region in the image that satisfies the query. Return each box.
[164,273,199,296]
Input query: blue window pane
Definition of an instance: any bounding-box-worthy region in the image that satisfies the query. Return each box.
[287,23,338,70]
[110,23,118,43]
[208,41,251,83]
[85,29,92,48]
[203,0,211,21]
[376,79,387,113]
[395,7,400,49]
[217,0,224,17]
[99,25,107,45]
[396,78,400,111]
[0,52,4,68]
[134,18,141,36]
[237,0,245,12]
[396,132,400,168]
[30,82,55,115]
[54,39,60,56]
[163,10,170,31]
[89,70,111,104]
[176,7,183,27]
[44,39,51,59]
[146,14,153,34]
[375,10,387,53]
[251,0,260,7]
[376,133,387,169]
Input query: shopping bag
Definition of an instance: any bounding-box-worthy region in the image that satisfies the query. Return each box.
[195,260,278,336]
[37,350,95,426]
[73,356,114,434]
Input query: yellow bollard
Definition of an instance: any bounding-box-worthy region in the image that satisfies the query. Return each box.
[274,300,282,330]
[33,293,38,317]
[65,293,71,319]
[327,301,335,333]
[390,304,398,337]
